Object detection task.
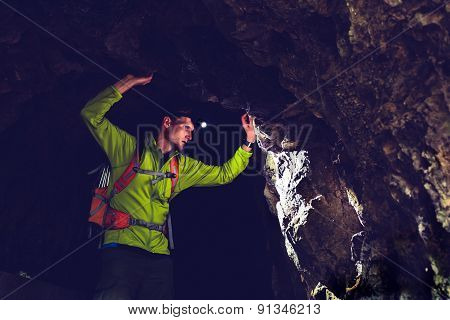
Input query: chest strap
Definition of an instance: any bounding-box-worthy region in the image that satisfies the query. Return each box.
[129,217,165,232]
[132,168,176,185]
[132,155,178,191]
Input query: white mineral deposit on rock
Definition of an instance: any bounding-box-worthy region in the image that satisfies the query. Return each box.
[346,188,366,227]
[268,150,322,274]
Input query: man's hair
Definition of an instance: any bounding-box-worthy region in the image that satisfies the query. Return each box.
[167,109,193,124]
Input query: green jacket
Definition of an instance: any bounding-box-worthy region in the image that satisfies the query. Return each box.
[81,85,253,255]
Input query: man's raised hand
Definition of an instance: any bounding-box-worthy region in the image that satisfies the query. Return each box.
[113,73,154,95]
[241,113,256,143]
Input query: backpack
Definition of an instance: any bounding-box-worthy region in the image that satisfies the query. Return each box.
[87,150,179,250]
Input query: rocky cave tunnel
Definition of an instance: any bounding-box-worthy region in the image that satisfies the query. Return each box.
[0,0,449,299]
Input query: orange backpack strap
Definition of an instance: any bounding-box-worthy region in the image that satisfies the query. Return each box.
[169,155,179,194]
[166,155,178,250]
[109,152,140,198]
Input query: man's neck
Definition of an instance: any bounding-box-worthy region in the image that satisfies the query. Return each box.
[156,132,173,154]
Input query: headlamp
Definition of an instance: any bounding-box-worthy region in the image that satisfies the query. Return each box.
[196,118,208,129]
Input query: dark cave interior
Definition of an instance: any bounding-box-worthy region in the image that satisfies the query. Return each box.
[0,0,448,299]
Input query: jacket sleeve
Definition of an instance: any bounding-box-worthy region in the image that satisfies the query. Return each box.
[177,146,253,190]
[80,85,136,167]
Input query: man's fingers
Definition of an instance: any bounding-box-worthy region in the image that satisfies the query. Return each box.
[135,74,153,86]
[142,74,153,82]
[241,113,248,125]
[241,113,255,126]
[242,114,258,131]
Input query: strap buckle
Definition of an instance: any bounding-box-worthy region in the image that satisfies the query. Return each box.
[129,217,137,226]
[165,172,176,178]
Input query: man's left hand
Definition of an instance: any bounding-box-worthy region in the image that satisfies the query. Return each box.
[241,113,256,143]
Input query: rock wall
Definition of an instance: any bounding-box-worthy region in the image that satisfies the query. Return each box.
[218,0,449,299]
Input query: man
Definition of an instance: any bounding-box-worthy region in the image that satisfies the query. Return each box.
[80,74,256,299]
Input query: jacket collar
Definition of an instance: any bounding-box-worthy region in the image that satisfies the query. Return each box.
[146,132,180,159]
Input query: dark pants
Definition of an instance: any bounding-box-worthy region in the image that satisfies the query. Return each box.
[93,245,174,299]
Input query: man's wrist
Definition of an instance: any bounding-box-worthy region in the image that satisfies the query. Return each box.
[242,144,253,152]
[242,139,255,151]
[246,135,256,143]
[113,78,134,95]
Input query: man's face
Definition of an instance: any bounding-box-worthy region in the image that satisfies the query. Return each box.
[167,116,195,151]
